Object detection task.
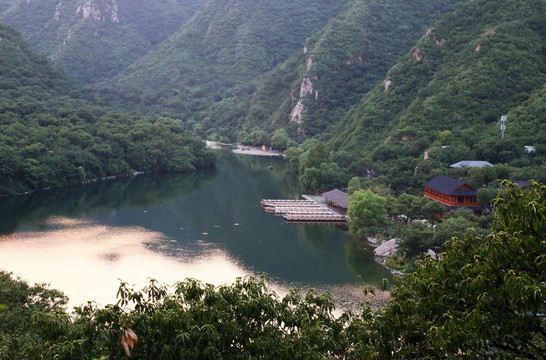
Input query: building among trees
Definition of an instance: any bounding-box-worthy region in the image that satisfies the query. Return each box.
[423,175,482,216]
[322,188,349,214]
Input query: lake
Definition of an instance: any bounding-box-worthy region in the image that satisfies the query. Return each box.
[0,150,391,310]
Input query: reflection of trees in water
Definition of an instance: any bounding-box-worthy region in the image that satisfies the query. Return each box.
[303,224,348,247]
[225,151,300,198]
[345,238,393,285]
[0,169,217,235]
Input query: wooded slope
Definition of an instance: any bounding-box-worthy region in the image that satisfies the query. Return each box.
[1,0,206,84]
[0,23,217,197]
[326,0,546,188]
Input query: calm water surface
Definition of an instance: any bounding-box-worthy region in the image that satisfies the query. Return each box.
[0,151,391,310]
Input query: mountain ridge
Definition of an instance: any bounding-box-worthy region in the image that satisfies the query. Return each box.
[1,0,207,84]
[1,0,544,193]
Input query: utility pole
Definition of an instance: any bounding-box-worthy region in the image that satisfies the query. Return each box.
[500,115,507,139]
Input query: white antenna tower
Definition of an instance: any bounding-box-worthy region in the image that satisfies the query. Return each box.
[500,115,507,139]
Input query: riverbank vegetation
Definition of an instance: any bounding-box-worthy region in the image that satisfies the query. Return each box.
[1,181,543,358]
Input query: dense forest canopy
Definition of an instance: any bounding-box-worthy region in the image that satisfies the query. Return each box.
[0,0,543,193]
[103,0,461,141]
[267,0,461,137]
[3,0,542,196]
[0,22,217,197]
[104,0,350,136]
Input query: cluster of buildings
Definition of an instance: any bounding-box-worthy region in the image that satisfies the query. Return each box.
[322,160,530,219]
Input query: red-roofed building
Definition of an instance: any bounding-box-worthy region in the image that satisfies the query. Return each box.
[423,175,482,216]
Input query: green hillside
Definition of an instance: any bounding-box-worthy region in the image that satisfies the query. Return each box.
[245,0,460,137]
[0,22,73,96]
[0,23,216,197]
[326,0,546,189]
[106,0,350,138]
[0,0,17,13]
[109,0,460,142]
[1,0,206,84]
[2,0,545,194]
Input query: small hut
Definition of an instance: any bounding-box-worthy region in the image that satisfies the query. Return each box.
[322,189,349,215]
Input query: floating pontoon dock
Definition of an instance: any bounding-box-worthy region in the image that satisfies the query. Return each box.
[261,199,346,223]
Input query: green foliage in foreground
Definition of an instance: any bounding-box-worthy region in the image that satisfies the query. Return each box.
[1,181,543,359]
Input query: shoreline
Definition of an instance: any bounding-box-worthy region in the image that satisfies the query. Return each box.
[206,141,283,157]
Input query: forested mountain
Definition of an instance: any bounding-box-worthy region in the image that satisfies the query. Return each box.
[324,0,546,190]
[106,0,349,140]
[0,22,216,196]
[1,0,206,84]
[107,0,460,142]
[0,0,16,14]
[245,0,460,137]
[1,0,545,195]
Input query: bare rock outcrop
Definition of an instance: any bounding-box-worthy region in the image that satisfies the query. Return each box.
[76,1,119,23]
[373,239,398,257]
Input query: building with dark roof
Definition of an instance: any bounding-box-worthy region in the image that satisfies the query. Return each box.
[423,175,482,215]
[322,189,349,214]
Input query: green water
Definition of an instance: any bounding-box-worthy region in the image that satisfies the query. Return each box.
[0,150,391,309]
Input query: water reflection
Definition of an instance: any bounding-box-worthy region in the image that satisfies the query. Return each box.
[0,169,218,235]
[0,151,391,310]
[0,217,249,308]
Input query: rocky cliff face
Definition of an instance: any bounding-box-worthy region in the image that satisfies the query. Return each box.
[290,55,319,124]
[279,0,462,136]
[76,1,119,23]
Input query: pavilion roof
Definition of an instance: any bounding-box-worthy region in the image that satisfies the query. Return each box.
[322,188,349,209]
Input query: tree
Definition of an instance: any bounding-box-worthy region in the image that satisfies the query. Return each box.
[0,275,348,359]
[0,271,68,359]
[249,128,269,146]
[299,162,347,194]
[390,193,428,224]
[347,189,387,236]
[477,185,500,211]
[270,128,290,150]
[431,216,478,251]
[347,176,361,195]
[422,199,446,225]
[365,181,546,358]
[304,142,329,170]
[283,146,303,173]
[474,138,522,164]
[395,222,434,257]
